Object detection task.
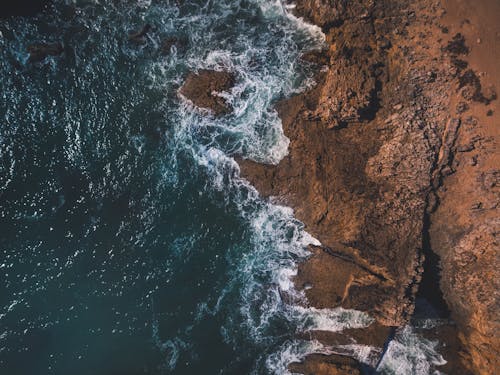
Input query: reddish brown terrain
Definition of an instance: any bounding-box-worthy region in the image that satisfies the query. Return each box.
[181,0,499,373]
[180,69,235,116]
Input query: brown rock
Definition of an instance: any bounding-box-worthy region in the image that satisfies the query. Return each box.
[289,354,362,375]
[294,246,398,321]
[239,0,499,373]
[299,323,393,349]
[179,69,235,115]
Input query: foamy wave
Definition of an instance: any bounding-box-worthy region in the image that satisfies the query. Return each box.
[377,326,446,375]
[266,340,333,375]
[259,0,326,45]
[295,306,374,332]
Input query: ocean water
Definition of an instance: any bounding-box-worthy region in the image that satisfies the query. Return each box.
[0,1,445,374]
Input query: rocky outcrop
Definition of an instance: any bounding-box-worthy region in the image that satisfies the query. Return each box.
[428,3,500,369]
[240,0,437,328]
[179,69,235,115]
[237,0,498,373]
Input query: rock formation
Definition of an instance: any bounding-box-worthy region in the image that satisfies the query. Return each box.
[128,24,152,45]
[236,0,498,373]
[179,0,498,372]
[179,69,235,115]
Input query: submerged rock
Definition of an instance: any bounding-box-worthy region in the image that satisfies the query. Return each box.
[179,69,235,115]
[27,42,64,63]
[128,24,152,45]
[160,37,178,55]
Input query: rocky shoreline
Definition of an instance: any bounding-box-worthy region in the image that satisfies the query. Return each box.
[158,0,499,372]
[6,0,497,373]
[235,0,498,373]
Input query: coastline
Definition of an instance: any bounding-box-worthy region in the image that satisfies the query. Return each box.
[237,0,499,373]
[1,0,497,372]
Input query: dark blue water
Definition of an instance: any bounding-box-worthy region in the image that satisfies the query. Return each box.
[0,1,448,374]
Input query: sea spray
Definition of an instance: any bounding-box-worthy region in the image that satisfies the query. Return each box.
[377,326,446,375]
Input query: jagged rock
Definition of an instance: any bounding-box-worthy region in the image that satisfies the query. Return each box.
[300,49,330,66]
[179,69,235,115]
[299,322,393,349]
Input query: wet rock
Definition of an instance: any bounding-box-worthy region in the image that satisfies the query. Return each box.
[128,24,152,45]
[160,37,178,55]
[289,353,362,375]
[300,49,330,66]
[27,42,64,63]
[299,322,393,349]
[293,0,347,31]
[179,69,235,115]
[294,246,399,324]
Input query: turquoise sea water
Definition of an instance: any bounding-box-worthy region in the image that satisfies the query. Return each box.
[0,1,447,374]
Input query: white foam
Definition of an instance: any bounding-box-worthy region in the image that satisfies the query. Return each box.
[259,0,326,45]
[377,326,447,375]
[294,306,374,332]
[265,339,333,375]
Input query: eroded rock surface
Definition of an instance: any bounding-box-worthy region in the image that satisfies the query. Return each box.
[179,69,235,115]
[240,0,436,329]
[237,0,498,373]
[128,24,152,45]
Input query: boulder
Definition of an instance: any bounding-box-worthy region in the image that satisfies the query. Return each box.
[179,69,235,115]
